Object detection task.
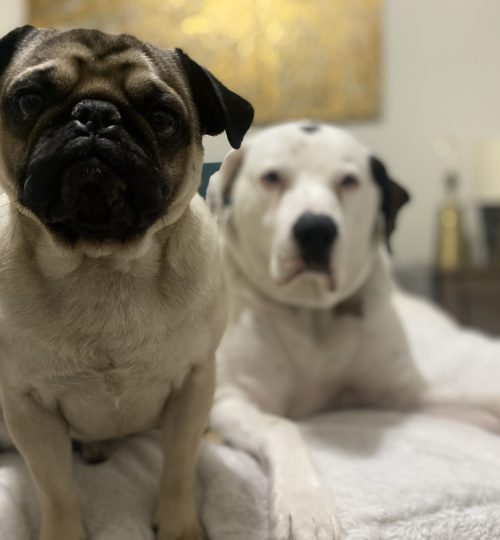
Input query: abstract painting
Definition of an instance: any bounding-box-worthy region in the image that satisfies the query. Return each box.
[30,0,381,123]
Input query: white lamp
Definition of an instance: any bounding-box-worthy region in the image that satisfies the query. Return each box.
[478,138,500,203]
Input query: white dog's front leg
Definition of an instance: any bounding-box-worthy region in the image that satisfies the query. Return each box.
[155,359,215,540]
[211,396,343,540]
[2,390,85,540]
[415,384,500,433]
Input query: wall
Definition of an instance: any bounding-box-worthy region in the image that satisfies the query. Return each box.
[204,0,500,266]
[2,1,499,266]
[0,0,27,34]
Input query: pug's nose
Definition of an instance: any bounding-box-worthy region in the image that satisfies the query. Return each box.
[72,99,121,132]
[293,212,338,271]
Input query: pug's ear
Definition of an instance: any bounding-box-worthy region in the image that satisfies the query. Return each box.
[370,156,410,248]
[0,26,36,77]
[176,49,254,149]
[206,148,245,219]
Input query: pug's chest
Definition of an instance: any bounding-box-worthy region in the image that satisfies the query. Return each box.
[1,294,196,440]
[44,344,187,440]
[1,273,192,400]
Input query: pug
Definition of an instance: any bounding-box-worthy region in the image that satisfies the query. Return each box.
[0,25,253,540]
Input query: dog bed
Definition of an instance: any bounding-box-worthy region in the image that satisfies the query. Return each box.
[1,291,500,540]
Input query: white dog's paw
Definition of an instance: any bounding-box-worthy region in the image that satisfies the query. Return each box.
[270,486,343,540]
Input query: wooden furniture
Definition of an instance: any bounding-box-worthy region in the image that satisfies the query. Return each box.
[434,266,500,336]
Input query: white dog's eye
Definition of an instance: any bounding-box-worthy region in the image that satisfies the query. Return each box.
[261,171,283,187]
[339,174,359,190]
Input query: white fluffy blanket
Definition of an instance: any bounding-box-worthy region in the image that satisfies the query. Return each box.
[1,292,500,540]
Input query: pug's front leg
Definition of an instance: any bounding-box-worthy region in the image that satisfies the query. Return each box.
[2,390,85,540]
[155,360,215,540]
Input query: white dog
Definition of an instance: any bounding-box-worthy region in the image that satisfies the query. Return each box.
[207,121,500,540]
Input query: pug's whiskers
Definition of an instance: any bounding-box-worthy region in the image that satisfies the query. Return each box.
[9,207,22,242]
[0,198,18,209]
[23,174,33,190]
[161,215,169,245]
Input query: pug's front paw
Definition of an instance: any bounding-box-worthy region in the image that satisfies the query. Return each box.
[40,519,86,540]
[154,501,205,540]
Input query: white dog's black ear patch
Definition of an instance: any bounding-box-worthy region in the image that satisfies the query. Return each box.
[0,25,36,77]
[370,156,410,247]
[176,49,254,149]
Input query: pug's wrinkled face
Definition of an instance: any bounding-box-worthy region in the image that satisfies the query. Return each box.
[0,26,253,249]
[209,122,409,309]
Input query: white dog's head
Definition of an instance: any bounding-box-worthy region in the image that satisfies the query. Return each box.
[208,122,409,309]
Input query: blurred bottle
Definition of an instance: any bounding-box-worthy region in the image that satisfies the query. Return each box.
[436,172,469,271]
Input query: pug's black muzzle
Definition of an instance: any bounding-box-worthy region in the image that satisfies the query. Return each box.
[20,100,169,243]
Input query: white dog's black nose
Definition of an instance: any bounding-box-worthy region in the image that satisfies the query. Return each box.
[293,212,337,271]
[72,99,122,131]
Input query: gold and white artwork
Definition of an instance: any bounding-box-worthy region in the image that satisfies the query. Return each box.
[30,0,381,123]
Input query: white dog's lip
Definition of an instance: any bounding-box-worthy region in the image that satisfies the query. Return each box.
[279,267,336,291]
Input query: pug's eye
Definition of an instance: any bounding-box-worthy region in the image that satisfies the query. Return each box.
[339,174,359,190]
[18,92,45,117]
[149,109,177,135]
[261,171,283,187]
